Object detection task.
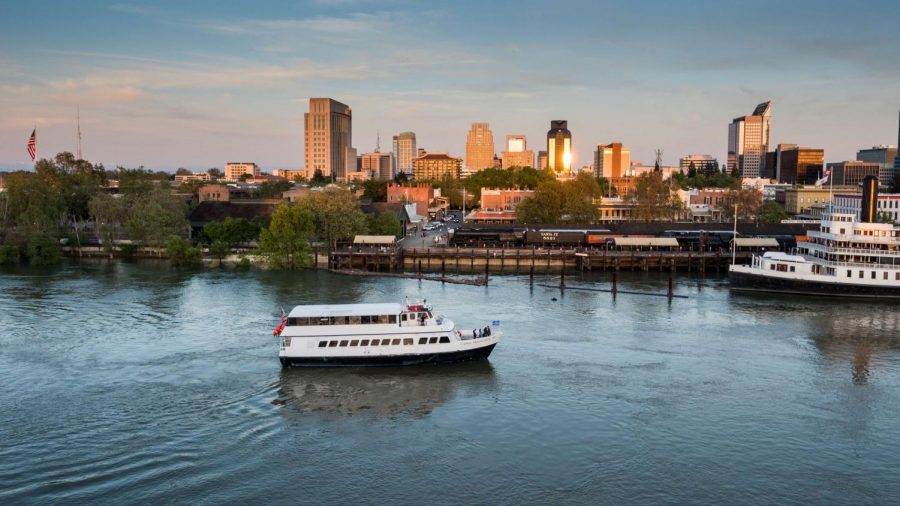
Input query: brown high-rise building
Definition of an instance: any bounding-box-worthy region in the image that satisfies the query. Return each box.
[360,152,394,180]
[413,153,462,180]
[465,122,495,171]
[827,161,881,186]
[728,101,772,178]
[594,143,630,179]
[304,98,352,181]
[771,144,824,184]
[537,151,548,170]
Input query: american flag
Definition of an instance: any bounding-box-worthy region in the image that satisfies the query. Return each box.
[26,129,36,161]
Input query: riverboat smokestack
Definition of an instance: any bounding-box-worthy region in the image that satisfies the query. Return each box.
[861,175,878,223]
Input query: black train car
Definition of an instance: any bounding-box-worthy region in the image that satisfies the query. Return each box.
[449,226,526,246]
[524,227,612,246]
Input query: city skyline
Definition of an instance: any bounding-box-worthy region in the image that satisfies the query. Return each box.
[2,0,900,171]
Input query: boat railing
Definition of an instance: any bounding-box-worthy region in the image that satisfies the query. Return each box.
[800,242,900,257]
[799,257,900,270]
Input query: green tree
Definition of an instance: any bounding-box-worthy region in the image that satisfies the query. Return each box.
[207,168,223,179]
[687,161,698,178]
[256,202,315,269]
[367,212,402,237]
[516,180,565,224]
[201,217,260,246]
[627,171,684,221]
[758,200,789,224]
[294,187,368,248]
[360,180,388,202]
[393,172,409,185]
[166,235,202,266]
[721,188,764,222]
[126,190,189,248]
[257,179,293,198]
[310,169,327,186]
[89,193,129,250]
[209,240,230,262]
[561,172,602,223]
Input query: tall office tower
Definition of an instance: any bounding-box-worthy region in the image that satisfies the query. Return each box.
[361,152,394,180]
[727,101,772,178]
[537,151,548,170]
[772,144,824,184]
[546,120,572,176]
[465,122,495,171]
[501,134,535,168]
[392,131,417,177]
[594,143,631,179]
[857,145,898,185]
[304,98,352,181]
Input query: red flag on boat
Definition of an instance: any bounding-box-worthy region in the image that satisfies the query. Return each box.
[273,309,287,336]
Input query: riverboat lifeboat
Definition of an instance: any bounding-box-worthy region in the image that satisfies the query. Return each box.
[275,299,501,367]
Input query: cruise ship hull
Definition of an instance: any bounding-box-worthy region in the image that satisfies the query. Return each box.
[280,343,497,367]
[729,270,900,298]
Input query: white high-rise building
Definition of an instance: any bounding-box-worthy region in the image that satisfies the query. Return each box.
[727,101,772,178]
[392,131,417,177]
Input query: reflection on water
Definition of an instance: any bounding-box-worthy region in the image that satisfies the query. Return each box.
[4,263,900,504]
[276,362,497,418]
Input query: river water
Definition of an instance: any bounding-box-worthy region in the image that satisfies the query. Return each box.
[1,261,899,505]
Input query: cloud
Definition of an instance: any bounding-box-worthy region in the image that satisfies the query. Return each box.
[107,3,155,16]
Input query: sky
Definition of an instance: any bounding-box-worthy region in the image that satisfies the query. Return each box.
[1,0,900,172]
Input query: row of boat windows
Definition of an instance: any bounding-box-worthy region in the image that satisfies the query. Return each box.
[318,336,451,348]
[845,270,900,280]
[289,315,397,326]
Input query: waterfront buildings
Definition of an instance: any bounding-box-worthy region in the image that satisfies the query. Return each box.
[480,188,534,211]
[392,132,417,177]
[783,186,858,215]
[546,120,572,176]
[224,162,259,181]
[769,144,824,184]
[360,151,394,180]
[175,171,213,183]
[272,169,306,181]
[594,143,631,179]
[412,153,462,180]
[199,184,230,202]
[857,145,897,185]
[465,122,495,171]
[728,101,772,178]
[501,135,535,169]
[387,183,436,217]
[834,191,900,223]
[304,98,352,181]
[679,154,718,173]
[827,161,881,186]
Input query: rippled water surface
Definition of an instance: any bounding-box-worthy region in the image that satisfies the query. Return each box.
[2,261,900,505]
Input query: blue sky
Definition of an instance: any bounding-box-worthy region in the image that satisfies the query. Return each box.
[1,0,899,171]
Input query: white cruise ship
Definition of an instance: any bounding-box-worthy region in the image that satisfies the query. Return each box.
[730,179,900,298]
[274,300,501,367]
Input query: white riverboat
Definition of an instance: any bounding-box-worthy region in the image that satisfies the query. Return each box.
[275,300,501,367]
[729,199,900,298]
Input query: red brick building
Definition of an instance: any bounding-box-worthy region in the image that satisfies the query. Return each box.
[387,183,434,217]
[480,188,534,211]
